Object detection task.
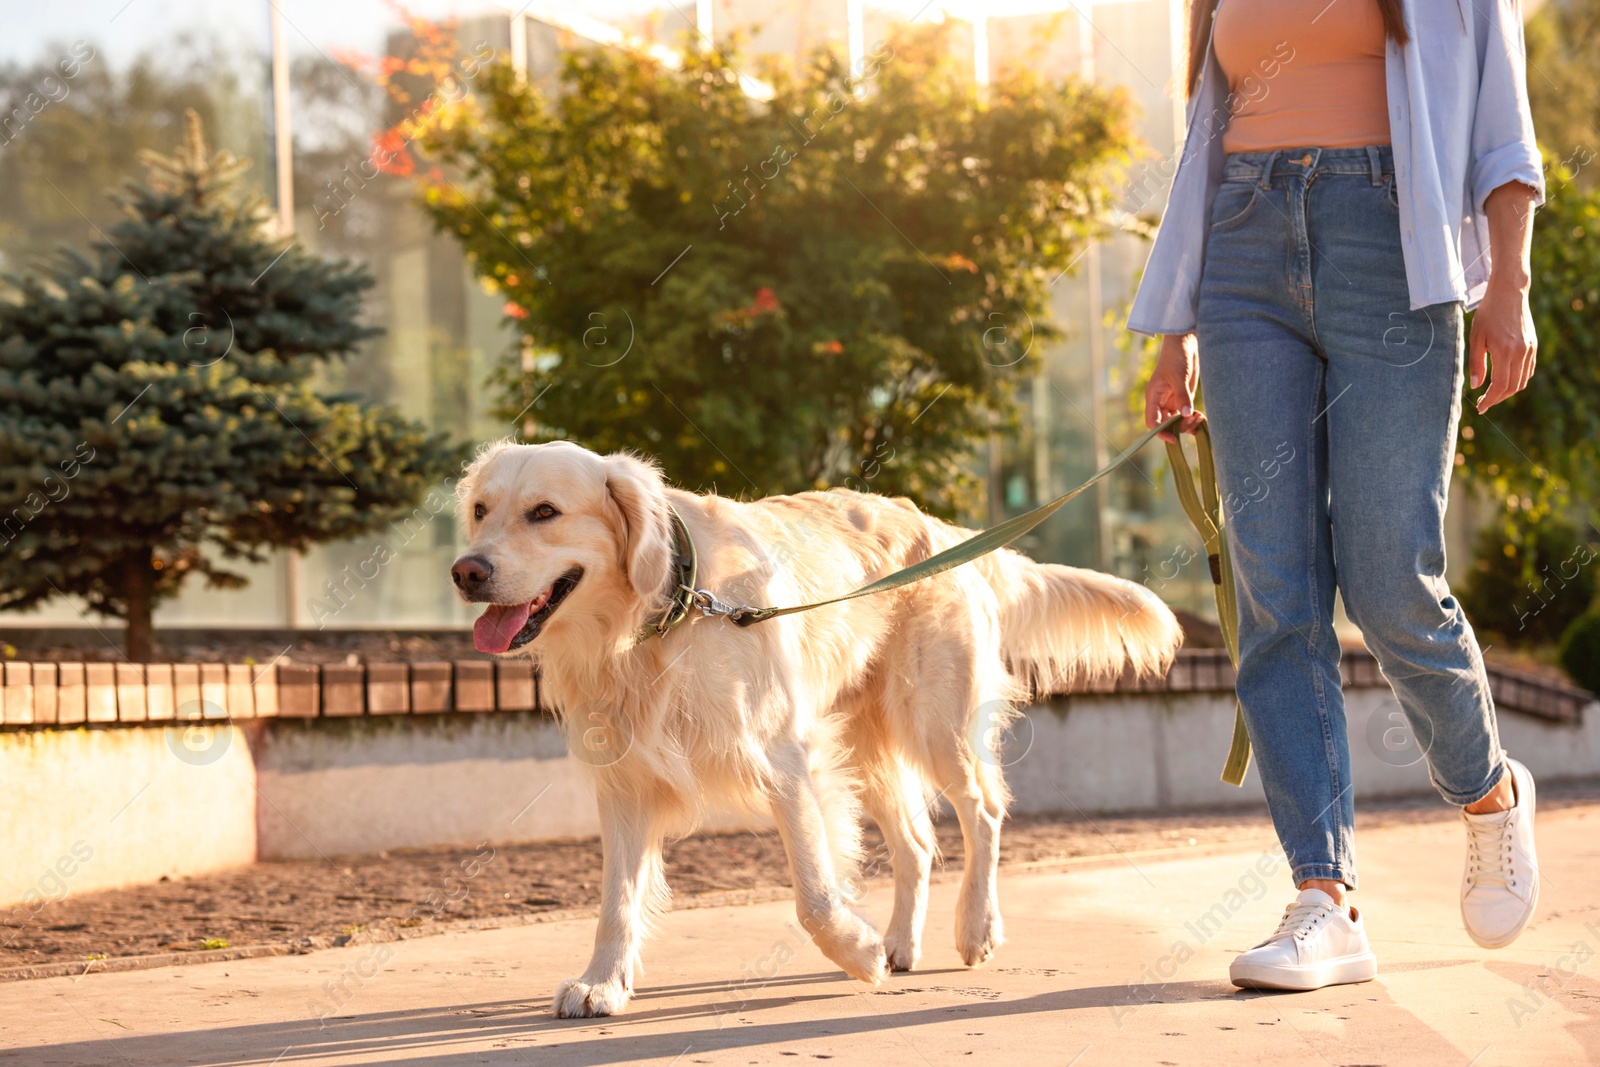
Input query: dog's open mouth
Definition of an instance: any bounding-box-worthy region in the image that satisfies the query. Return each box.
[472,568,583,654]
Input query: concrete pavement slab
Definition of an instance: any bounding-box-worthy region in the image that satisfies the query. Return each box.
[3,806,1597,1065]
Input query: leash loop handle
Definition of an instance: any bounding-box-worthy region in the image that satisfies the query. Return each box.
[1165,422,1251,786]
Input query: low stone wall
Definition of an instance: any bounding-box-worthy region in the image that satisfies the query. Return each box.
[254,713,597,861]
[1007,688,1600,815]
[0,724,256,912]
[1,650,1594,906]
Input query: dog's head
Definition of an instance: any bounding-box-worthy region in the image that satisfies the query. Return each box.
[452,441,672,655]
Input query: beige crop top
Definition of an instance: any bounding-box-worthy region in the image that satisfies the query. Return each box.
[1213,0,1392,154]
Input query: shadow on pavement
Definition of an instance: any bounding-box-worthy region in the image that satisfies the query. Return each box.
[12,963,1469,1066]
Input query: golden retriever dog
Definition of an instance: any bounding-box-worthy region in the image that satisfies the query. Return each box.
[451,440,1181,1018]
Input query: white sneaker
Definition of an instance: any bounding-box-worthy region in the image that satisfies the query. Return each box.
[1229,888,1378,991]
[1461,757,1539,949]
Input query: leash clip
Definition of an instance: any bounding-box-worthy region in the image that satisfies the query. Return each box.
[680,585,756,621]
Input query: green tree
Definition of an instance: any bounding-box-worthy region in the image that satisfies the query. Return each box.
[410,25,1133,516]
[1560,608,1600,695]
[1459,512,1598,645]
[0,112,462,659]
[1456,0,1600,591]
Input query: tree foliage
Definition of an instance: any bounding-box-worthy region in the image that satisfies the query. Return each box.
[1459,511,1598,645]
[1458,5,1600,618]
[1560,607,1600,696]
[410,25,1134,515]
[0,112,462,658]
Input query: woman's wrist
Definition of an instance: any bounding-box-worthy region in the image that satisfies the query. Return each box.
[1485,268,1531,295]
[1159,332,1197,365]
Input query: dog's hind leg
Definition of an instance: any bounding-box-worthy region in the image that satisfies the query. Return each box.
[861,761,935,972]
[767,740,887,985]
[554,790,666,1018]
[919,605,1013,969]
[945,752,1007,968]
[889,676,1006,971]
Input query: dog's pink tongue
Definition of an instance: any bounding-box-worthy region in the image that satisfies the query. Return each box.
[473,602,533,654]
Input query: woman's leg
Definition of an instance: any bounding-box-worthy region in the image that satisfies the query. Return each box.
[1197,153,1379,992]
[1196,165,1355,894]
[1321,300,1505,805]
[1312,153,1538,949]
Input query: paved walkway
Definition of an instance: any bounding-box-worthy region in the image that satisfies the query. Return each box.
[4,805,1599,1065]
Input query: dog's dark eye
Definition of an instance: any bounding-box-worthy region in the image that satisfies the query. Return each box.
[472,502,486,521]
[527,503,559,522]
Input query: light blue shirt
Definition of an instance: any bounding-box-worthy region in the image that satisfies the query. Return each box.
[1127,0,1544,336]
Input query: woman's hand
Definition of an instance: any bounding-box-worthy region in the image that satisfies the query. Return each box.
[1472,180,1540,414]
[1469,281,1536,413]
[1144,332,1206,442]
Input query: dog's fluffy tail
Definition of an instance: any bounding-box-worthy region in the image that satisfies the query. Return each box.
[976,549,1183,693]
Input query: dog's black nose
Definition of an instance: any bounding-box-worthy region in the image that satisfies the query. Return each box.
[451,555,493,588]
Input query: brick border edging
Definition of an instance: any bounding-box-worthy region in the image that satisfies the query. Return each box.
[0,659,539,726]
[0,648,1588,727]
[1053,647,1590,723]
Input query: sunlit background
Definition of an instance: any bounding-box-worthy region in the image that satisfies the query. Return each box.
[3,0,1489,633]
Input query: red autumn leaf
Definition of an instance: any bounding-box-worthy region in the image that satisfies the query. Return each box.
[330,48,373,74]
[371,130,415,176]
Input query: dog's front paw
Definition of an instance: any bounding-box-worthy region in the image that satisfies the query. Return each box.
[812,912,887,985]
[883,928,921,972]
[955,904,1004,968]
[554,977,631,1018]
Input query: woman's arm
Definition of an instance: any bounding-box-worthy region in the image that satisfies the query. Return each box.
[1469,180,1539,413]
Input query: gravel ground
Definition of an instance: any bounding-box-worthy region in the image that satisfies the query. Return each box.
[7,782,1597,973]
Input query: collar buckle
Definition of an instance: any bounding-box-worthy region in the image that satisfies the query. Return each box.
[638,505,755,641]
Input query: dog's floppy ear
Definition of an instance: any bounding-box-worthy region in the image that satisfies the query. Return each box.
[603,453,672,602]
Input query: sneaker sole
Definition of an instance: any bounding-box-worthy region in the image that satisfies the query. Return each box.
[1464,761,1539,950]
[1230,952,1378,992]
[1466,878,1539,949]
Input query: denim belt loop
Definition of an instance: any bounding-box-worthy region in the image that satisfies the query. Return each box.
[1365,145,1384,186]
[1257,150,1280,191]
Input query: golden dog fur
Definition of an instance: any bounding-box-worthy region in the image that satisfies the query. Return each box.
[453,440,1182,1017]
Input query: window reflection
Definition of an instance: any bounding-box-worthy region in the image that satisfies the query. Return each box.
[0,1,510,629]
[282,1,508,628]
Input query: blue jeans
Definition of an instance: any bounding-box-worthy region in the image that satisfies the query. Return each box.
[1195,146,1506,890]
